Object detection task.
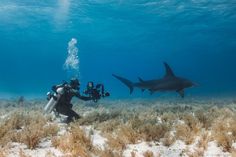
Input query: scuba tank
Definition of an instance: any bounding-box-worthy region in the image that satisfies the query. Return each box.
[44,87,64,113]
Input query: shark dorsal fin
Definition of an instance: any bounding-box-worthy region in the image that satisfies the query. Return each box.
[138,77,144,83]
[164,62,175,78]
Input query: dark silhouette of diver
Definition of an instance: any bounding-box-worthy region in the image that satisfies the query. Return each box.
[51,78,92,123]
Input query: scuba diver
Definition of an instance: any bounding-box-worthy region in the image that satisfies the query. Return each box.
[46,78,92,123]
[83,81,110,102]
[45,78,110,123]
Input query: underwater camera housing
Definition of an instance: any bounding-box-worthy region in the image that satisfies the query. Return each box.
[84,82,110,102]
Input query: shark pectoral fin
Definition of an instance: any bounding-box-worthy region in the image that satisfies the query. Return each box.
[177,90,185,98]
[149,89,154,95]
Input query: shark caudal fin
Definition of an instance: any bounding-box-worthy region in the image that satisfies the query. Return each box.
[112,74,134,94]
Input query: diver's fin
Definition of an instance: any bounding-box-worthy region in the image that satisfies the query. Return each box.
[138,77,144,83]
[163,62,175,78]
[177,90,185,98]
[112,74,134,94]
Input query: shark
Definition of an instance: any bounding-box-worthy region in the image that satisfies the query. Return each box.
[112,62,196,98]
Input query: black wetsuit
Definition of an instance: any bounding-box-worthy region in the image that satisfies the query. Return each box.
[52,84,91,123]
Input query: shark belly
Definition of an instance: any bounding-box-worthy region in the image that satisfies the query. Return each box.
[152,81,182,92]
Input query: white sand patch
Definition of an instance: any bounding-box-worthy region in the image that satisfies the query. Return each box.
[185,136,201,154]
[173,119,185,126]
[7,140,64,157]
[204,141,230,157]
[91,130,107,150]
[4,122,68,157]
[57,123,68,136]
[123,140,186,157]
[82,126,107,150]
[123,139,232,157]
[232,142,236,149]
[157,117,162,123]
[0,113,10,119]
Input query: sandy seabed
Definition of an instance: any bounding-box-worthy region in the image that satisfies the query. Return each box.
[0,97,236,157]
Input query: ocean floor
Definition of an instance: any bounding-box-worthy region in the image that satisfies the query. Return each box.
[0,97,236,157]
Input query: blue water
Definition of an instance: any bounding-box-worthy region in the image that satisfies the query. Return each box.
[0,0,236,98]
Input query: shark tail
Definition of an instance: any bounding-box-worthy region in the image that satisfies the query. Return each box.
[112,74,134,94]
